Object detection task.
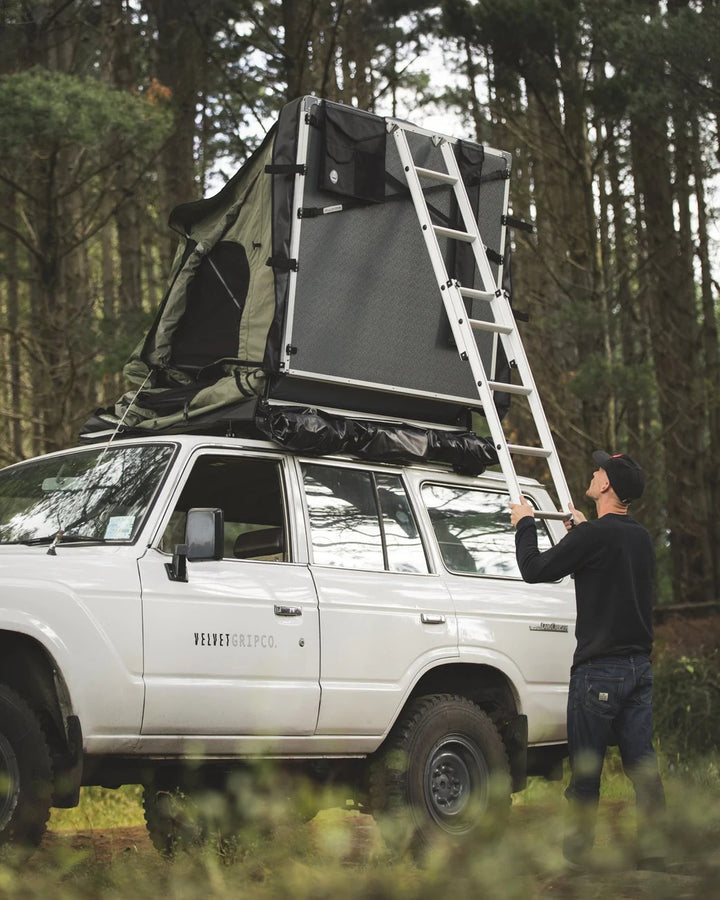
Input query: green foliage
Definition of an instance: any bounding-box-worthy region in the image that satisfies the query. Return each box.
[0,66,171,165]
[653,651,720,766]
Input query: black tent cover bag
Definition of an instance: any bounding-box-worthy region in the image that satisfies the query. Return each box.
[255,404,499,476]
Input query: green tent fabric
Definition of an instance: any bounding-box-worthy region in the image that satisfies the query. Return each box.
[117,126,279,432]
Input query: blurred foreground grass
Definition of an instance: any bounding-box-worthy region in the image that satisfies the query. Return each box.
[0,753,716,899]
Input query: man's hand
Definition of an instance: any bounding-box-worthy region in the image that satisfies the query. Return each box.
[510,495,535,528]
[564,502,587,532]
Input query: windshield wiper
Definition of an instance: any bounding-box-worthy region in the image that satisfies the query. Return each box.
[21,532,105,551]
[39,508,109,554]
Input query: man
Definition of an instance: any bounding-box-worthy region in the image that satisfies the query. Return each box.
[510,451,666,870]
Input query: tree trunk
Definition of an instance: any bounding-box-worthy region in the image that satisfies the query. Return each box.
[557,35,611,461]
[690,116,720,598]
[143,0,205,253]
[3,191,23,462]
[630,111,713,605]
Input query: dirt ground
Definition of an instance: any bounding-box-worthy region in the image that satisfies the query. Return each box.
[36,824,151,864]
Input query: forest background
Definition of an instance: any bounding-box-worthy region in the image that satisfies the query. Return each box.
[0,0,718,609]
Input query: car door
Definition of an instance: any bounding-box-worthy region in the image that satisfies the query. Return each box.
[299,460,457,736]
[419,479,575,743]
[138,450,320,736]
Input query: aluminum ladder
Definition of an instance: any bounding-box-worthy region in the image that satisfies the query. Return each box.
[390,124,572,519]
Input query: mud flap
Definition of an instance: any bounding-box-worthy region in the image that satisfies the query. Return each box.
[500,713,528,793]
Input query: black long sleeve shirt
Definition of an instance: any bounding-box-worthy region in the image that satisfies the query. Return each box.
[515,514,655,667]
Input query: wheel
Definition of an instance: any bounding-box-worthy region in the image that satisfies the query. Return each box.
[142,762,331,858]
[0,684,54,855]
[143,772,245,859]
[368,693,511,856]
[143,783,206,857]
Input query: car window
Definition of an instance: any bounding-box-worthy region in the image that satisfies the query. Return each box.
[0,443,174,544]
[421,483,553,578]
[160,455,287,561]
[302,464,428,573]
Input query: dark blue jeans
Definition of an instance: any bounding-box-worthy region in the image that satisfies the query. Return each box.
[564,655,666,863]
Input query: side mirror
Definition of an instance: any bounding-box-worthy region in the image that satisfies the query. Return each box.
[185,507,224,561]
[166,508,224,582]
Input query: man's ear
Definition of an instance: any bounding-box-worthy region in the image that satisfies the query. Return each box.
[598,473,611,494]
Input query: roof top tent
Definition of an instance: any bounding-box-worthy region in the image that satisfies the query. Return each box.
[94,96,513,428]
[82,96,523,476]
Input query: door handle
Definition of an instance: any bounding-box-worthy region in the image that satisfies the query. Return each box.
[421,613,446,625]
[274,604,302,617]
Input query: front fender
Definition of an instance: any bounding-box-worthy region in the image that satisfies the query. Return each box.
[0,546,145,741]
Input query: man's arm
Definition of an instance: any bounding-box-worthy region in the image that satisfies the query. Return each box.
[510,497,592,583]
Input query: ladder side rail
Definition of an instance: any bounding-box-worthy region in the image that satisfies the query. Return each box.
[440,141,573,513]
[482,288,573,512]
[390,129,472,362]
[279,110,314,372]
[391,126,524,503]
[439,141,500,293]
[446,279,525,504]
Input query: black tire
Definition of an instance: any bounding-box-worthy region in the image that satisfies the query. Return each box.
[143,773,245,860]
[0,684,54,855]
[368,693,511,856]
[143,783,206,857]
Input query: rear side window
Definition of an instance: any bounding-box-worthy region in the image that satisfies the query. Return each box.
[302,464,428,573]
[421,483,553,578]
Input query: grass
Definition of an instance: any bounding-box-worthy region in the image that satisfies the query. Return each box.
[1,756,713,899]
[49,785,146,831]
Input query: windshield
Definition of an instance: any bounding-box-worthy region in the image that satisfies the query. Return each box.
[0,443,175,544]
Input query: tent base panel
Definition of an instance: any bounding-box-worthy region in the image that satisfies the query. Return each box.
[265,374,479,429]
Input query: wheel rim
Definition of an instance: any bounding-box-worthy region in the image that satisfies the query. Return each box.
[0,733,21,831]
[424,733,489,834]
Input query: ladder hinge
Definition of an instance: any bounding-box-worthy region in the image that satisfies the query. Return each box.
[267,256,298,273]
[299,205,344,218]
[502,214,535,234]
[264,164,307,176]
[460,351,468,361]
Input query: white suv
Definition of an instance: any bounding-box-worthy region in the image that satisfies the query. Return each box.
[0,434,574,855]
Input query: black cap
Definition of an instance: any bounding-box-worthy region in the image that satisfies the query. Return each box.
[592,450,645,503]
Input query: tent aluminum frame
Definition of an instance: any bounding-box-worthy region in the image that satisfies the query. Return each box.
[275,97,511,420]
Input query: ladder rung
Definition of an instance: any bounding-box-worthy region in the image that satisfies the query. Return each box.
[535,509,572,521]
[460,287,497,302]
[433,225,475,243]
[415,166,457,185]
[507,443,552,459]
[487,380,532,396]
[469,318,513,335]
